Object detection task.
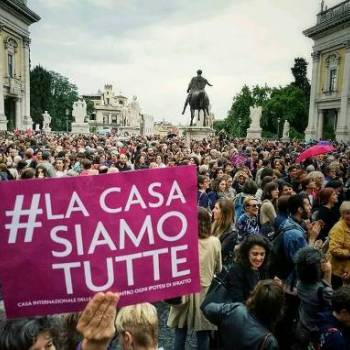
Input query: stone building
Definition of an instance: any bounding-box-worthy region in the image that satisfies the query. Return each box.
[83,84,154,136]
[304,0,350,141]
[0,0,40,131]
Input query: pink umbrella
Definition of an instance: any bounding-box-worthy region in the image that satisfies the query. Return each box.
[296,144,335,163]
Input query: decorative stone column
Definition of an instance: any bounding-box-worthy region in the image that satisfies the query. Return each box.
[15,98,21,130]
[22,37,33,130]
[0,27,7,130]
[316,110,324,140]
[336,41,350,141]
[305,51,321,141]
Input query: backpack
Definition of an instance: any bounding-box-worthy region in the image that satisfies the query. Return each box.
[268,225,294,280]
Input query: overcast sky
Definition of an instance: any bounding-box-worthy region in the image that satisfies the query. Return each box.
[28,0,340,122]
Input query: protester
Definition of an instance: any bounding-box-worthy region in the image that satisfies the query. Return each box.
[236,196,261,244]
[315,187,339,242]
[319,286,350,350]
[0,130,350,349]
[212,198,237,268]
[226,235,270,303]
[260,182,279,240]
[202,279,284,350]
[167,208,221,350]
[295,247,333,348]
[328,201,350,290]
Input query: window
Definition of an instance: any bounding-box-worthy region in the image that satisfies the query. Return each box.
[5,38,18,78]
[329,68,337,92]
[111,116,117,123]
[324,53,340,94]
[8,54,13,78]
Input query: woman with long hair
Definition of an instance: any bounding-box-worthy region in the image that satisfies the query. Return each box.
[212,198,237,268]
[208,177,230,210]
[315,187,339,242]
[168,208,222,350]
[202,280,284,350]
[260,182,279,240]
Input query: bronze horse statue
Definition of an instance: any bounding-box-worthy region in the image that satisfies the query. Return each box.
[182,90,210,126]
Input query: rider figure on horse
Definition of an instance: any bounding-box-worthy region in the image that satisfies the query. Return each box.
[182,70,213,115]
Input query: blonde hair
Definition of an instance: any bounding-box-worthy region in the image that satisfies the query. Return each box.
[115,303,158,348]
[340,201,350,217]
[244,195,257,209]
[307,171,325,189]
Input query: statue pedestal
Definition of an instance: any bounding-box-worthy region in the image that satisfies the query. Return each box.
[43,127,51,133]
[246,128,262,139]
[118,126,141,137]
[281,136,290,142]
[71,123,90,134]
[0,116,7,131]
[179,126,214,142]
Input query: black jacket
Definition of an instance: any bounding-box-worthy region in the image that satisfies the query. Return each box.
[220,226,238,268]
[226,263,262,303]
[202,302,278,350]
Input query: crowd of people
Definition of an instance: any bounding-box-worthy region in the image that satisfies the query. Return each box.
[1,130,350,349]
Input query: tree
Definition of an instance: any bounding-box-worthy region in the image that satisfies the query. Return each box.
[291,57,311,98]
[30,65,52,127]
[213,119,227,133]
[261,85,308,139]
[226,85,270,137]
[49,71,79,131]
[30,65,79,131]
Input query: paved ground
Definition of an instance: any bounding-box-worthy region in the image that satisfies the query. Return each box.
[156,302,196,350]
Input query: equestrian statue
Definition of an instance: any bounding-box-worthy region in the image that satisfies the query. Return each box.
[182,70,212,126]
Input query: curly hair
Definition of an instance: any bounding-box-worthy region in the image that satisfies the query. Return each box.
[237,235,270,269]
[295,247,323,284]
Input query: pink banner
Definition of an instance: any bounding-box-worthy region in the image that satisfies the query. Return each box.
[0,166,200,318]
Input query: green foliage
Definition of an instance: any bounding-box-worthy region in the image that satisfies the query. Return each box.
[261,85,308,138]
[30,65,52,126]
[291,57,311,98]
[85,99,95,119]
[213,119,227,133]
[226,85,270,137]
[224,57,310,139]
[30,65,79,131]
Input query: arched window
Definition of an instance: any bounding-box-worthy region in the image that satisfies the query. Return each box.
[324,53,340,93]
[5,38,18,78]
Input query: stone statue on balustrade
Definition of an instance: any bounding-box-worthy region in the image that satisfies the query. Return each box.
[282,120,290,141]
[71,98,90,134]
[121,105,129,126]
[72,99,87,124]
[128,96,141,128]
[246,106,262,139]
[42,111,52,132]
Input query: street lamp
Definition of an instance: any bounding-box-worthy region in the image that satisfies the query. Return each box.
[277,117,281,139]
[65,108,69,132]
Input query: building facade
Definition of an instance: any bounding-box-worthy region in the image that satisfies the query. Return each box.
[83,84,154,136]
[304,1,350,141]
[0,0,40,131]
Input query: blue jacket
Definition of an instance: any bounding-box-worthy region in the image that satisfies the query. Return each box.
[279,217,307,285]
